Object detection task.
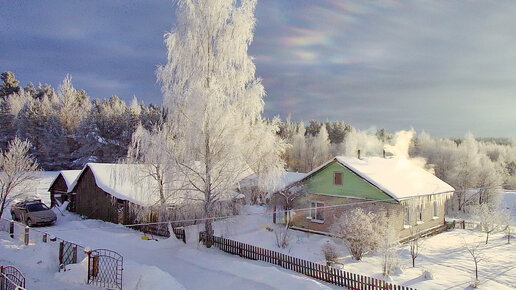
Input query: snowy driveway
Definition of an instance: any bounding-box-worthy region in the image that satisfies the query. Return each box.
[38,216,334,289]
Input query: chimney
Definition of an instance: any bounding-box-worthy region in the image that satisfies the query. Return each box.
[383,149,386,158]
[357,149,361,159]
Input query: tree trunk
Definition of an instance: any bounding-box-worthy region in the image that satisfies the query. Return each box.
[475,260,478,280]
[0,197,7,220]
[486,232,489,244]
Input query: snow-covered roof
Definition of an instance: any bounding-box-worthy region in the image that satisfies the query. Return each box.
[277,172,307,189]
[239,172,306,192]
[60,170,81,188]
[69,163,243,206]
[334,156,454,201]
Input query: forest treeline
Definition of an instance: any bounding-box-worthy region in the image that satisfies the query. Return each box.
[1,72,515,197]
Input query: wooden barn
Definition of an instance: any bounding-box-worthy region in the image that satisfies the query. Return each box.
[68,163,157,225]
[67,163,245,235]
[48,170,81,210]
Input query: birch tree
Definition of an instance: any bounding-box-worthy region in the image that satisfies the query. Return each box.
[157,0,286,246]
[0,138,40,218]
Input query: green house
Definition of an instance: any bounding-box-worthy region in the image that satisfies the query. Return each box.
[274,156,454,240]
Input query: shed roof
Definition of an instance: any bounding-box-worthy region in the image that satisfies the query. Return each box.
[69,163,243,206]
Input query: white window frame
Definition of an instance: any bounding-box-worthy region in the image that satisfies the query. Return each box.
[308,201,325,223]
[433,201,439,219]
[404,205,413,228]
[417,203,424,224]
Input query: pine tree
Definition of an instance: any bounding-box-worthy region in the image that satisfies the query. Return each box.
[0,71,21,99]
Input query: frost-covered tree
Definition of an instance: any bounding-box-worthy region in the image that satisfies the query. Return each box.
[471,203,501,244]
[305,124,330,171]
[0,71,21,98]
[272,183,306,226]
[462,239,485,286]
[126,123,186,222]
[54,75,91,134]
[289,122,307,172]
[330,208,385,260]
[0,138,40,218]
[75,96,134,164]
[450,133,481,211]
[156,0,286,245]
[0,89,31,150]
[340,128,383,157]
[408,228,424,267]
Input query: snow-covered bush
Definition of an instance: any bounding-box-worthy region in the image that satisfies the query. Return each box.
[330,208,384,260]
[321,241,339,265]
[421,269,434,280]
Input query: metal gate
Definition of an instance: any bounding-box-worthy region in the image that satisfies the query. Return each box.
[0,265,25,290]
[59,241,78,271]
[87,249,123,289]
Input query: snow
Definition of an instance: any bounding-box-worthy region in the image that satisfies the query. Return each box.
[198,206,516,289]
[58,170,82,189]
[335,156,455,200]
[1,207,336,289]
[501,190,516,222]
[240,172,307,191]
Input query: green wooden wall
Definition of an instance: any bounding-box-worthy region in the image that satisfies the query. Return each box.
[304,160,396,202]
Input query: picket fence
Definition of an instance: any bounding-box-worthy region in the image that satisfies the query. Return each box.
[199,232,415,290]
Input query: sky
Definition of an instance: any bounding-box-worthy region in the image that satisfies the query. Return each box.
[1,0,515,138]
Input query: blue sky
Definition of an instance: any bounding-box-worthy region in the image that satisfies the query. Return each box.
[1,0,515,137]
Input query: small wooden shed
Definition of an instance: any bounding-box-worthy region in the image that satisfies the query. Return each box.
[48,170,81,210]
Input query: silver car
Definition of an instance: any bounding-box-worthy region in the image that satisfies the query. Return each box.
[10,200,57,227]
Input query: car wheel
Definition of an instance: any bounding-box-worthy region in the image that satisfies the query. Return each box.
[26,218,33,227]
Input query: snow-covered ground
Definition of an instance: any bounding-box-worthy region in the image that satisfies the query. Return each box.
[203,205,516,290]
[1,211,335,289]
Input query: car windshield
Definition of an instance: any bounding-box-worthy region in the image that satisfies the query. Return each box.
[27,203,49,212]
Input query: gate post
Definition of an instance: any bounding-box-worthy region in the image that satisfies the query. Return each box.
[9,221,14,238]
[24,227,29,245]
[84,248,91,283]
[59,241,64,265]
[72,245,78,264]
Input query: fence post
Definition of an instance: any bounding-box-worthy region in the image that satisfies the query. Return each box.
[43,233,47,243]
[9,221,14,239]
[59,241,64,265]
[462,220,465,229]
[72,245,78,264]
[84,248,91,283]
[24,226,29,245]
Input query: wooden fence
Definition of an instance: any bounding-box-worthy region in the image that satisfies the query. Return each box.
[139,224,186,243]
[199,232,415,290]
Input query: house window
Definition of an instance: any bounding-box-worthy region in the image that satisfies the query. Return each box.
[309,202,325,223]
[417,203,424,223]
[404,205,412,227]
[333,172,343,185]
[433,201,438,218]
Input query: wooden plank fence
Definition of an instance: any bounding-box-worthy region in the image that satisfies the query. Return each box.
[200,232,415,290]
